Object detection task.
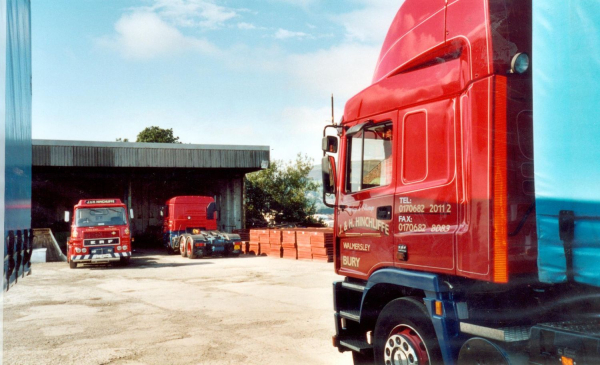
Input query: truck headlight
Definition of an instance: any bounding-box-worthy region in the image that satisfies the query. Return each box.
[82,248,87,253]
[75,247,81,253]
[122,245,128,250]
[117,246,122,251]
[511,52,530,74]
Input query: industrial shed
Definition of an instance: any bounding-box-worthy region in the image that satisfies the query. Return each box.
[32,140,269,244]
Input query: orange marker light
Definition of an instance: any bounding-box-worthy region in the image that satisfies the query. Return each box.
[493,76,508,283]
[435,301,443,316]
[561,356,574,365]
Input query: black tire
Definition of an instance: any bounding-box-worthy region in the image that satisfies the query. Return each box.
[187,237,197,259]
[374,297,442,365]
[179,235,187,257]
[120,257,130,266]
[69,260,77,269]
[352,351,374,365]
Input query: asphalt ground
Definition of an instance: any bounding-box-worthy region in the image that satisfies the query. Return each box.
[3,249,352,365]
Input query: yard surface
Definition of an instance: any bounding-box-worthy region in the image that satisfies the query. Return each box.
[3,250,351,365]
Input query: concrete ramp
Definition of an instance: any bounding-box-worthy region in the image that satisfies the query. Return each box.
[32,229,67,262]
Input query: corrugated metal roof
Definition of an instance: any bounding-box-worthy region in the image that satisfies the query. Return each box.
[33,140,270,169]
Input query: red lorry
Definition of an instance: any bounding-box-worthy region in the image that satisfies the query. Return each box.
[323,1,600,364]
[66,199,132,269]
[162,196,242,258]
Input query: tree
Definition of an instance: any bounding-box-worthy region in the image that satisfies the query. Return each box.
[245,154,320,227]
[115,138,129,142]
[136,126,181,143]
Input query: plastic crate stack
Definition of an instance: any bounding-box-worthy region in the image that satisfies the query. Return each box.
[248,229,261,255]
[296,230,313,260]
[258,229,270,255]
[310,230,334,262]
[269,229,283,258]
[281,230,297,259]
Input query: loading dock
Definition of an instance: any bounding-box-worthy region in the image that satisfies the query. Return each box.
[31,140,269,244]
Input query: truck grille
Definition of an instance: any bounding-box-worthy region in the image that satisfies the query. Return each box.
[83,231,118,239]
[83,238,120,246]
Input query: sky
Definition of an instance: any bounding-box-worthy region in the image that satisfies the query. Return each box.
[32,0,400,163]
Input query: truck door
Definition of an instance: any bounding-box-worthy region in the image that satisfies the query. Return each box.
[394,99,458,275]
[337,111,396,279]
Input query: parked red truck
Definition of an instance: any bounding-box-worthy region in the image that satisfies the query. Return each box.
[66,199,132,269]
[323,1,600,364]
[162,196,242,258]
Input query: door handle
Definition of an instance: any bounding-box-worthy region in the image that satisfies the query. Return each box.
[377,206,392,220]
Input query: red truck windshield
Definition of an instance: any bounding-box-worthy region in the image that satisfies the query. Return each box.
[75,207,127,227]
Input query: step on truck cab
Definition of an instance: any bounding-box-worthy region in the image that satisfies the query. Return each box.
[162,196,242,258]
[322,1,600,364]
[66,199,132,269]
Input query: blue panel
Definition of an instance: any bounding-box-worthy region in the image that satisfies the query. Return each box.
[534,2,600,286]
[4,0,31,232]
[3,0,32,290]
[365,267,449,294]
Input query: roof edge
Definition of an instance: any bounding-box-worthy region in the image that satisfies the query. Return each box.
[32,139,270,151]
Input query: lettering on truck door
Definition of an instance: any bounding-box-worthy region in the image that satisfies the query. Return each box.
[338,111,396,277]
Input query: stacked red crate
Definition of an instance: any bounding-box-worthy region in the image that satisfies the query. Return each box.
[258,229,270,256]
[311,229,334,262]
[248,229,261,255]
[269,229,282,258]
[296,230,313,260]
[281,230,297,259]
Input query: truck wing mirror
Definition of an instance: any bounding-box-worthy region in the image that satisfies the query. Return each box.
[130,208,134,219]
[322,155,338,208]
[64,211,70,223]
[322,136,338,153]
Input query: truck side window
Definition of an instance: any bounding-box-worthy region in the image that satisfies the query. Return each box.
[346,123,393,192]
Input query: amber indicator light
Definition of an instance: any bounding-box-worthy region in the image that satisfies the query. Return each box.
[435,301,443,316]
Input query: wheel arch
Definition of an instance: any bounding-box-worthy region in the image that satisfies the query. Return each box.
[360,267,460,364]
[360,282,425,333]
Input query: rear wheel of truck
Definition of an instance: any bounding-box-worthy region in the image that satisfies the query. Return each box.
[179,235,187,257]
[187,237,197,259]
[374,297,442,365]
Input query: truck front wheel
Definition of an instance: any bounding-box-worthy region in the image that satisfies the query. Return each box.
[69,260,77,269]
[374,297,442,365]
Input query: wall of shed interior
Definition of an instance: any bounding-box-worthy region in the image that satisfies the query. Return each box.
[32,167,245,248]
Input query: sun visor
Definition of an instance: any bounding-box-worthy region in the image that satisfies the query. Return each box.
[534,1,600,286]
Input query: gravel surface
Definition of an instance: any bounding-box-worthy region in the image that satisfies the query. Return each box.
[3,249,352,365]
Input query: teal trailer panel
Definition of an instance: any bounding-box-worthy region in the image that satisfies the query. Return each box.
[534,1,600,286]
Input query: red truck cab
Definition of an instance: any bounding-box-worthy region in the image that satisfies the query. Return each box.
[162,196,217,253]
[67,199,132,268]
[323,1,600,364]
